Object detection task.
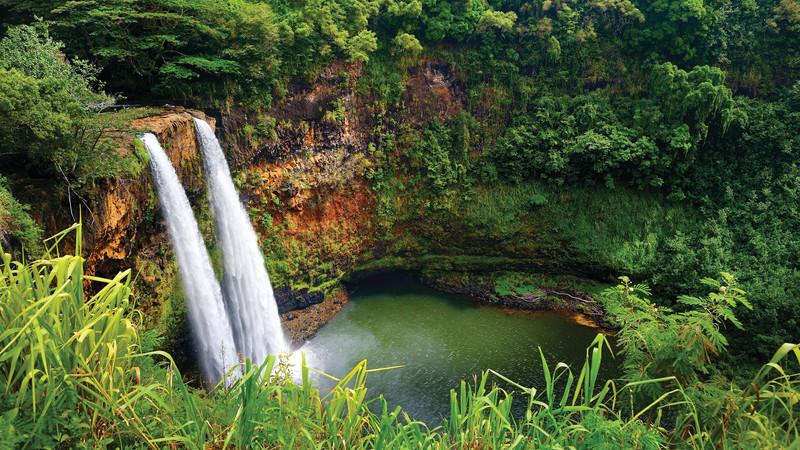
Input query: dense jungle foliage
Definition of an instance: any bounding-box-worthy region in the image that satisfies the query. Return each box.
[1,228,798,448]
[1,0,796,361]
[0,0,799,447]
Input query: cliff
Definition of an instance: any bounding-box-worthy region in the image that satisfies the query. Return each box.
[214,60,470,291]
[74,105,368,342]
[85,110,214,278]
[74,60,619,344]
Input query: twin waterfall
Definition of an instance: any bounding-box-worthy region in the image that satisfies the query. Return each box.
[141,119,287,385]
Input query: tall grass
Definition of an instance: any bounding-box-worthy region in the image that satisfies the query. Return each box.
[1,224,798,448]
[0,223,148,448]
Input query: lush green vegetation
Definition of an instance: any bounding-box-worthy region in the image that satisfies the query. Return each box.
[0,23,117,183]
[0,178,42,253]
[1,6,797,358]
[1,230,798,448]
[1,0,799,447]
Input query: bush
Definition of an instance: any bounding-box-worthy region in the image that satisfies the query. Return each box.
[0,179,42,254]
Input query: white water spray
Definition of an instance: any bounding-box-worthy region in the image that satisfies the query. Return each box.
[141,133,240,385]
[193,118,288,364]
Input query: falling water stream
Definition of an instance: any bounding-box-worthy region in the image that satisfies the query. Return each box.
[140,133,239,385]
[193,118,288,363]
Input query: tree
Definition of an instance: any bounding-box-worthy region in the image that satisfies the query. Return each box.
[422,0,486,42]
[344,29,379,62]
[624,0,716,63]
[392,31,423,55]
[0,23,119,185]
[606,274,750,386]
[0,177,42,253]
[0,20,106,106]
[476,10,517,33]
[9,0,286,108]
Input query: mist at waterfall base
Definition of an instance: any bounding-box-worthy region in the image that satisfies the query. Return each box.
[296,274,616,425]
[140,133,240,385]
[194,118,287,362]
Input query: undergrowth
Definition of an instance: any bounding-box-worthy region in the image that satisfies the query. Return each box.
[1,225,798,448]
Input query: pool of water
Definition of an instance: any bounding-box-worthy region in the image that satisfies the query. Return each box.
[296,274,615,424]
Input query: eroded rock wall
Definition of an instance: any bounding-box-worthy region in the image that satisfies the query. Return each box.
[214,60,466,292]
[77,59,603,343]
[86,110,214,278]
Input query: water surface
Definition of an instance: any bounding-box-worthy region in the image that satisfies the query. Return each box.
[299,274,614,424]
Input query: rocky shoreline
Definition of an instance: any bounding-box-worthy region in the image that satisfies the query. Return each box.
[277,270,614,346]
[421,273,614,331]
[281,289,349,344]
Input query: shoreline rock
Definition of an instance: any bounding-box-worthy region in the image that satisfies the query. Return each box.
[279,270,614,347]
[282,289,349,344]
[274,286,325,314]
[421,272,614,331]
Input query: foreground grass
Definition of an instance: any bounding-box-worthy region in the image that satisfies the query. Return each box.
[1,225,798,449]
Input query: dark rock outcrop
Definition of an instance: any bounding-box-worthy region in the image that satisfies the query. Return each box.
[282,289,349,343]
[423,272,614,330]
[274,286,325,314]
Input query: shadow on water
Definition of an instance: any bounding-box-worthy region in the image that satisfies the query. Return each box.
[300,272,619,425]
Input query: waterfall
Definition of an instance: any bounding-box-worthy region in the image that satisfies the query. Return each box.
[140,133,240,385]
[193,118,288,364]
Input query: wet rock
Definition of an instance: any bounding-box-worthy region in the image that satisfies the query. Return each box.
[83,110,213,279]
[281,290,349,344]
[274,286,324,314]
[423,272,614,331]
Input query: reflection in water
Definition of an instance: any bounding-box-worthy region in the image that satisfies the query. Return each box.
[294,274,616,424]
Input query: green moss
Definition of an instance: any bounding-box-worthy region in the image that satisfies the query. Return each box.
[322,98,346,124]
[493,271,610,298]
[255,114,278,141]
[533,184,698,274]
[351,254,533,277]
[376,178,697,279]
[158,276,185,335]
[98,107,163,126]
[120,138,152,176]
[454,182,548,239]
[494,272,543,297]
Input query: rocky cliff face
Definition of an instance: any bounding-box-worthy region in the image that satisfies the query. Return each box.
[1,108,221,355]
[211,60,467,291]
[78,59,609,344]
[85,110,214,278]
[81,59,476,311]
[78,94,380,340]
